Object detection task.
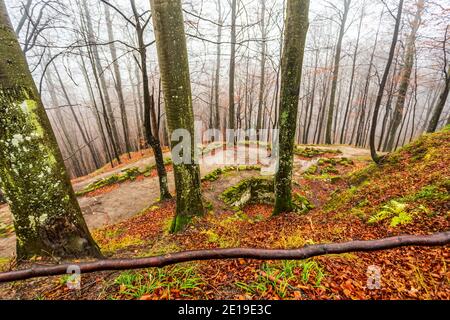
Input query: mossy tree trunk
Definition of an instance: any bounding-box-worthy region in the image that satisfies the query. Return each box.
[150,0,204,232]
[273,0,309,215]
[0,0,101,259]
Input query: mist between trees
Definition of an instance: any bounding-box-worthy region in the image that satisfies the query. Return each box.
[2,0,448,180]
[0,0,448,276]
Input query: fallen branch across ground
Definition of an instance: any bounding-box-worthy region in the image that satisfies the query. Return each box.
[0,232,448,283]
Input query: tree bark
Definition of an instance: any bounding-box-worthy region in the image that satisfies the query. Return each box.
[129,0,171,201]
[385,0,424,151]
[325,0,350,144]
[0,0,101,259]
[427,65,450,132]
[369,0,404,163]
[228,0,237,137]
[340,5,363,144]
[150,0,204,231]
[104,4,132,157]
[82,0,122,156]
[214,0,222,131]
[256,0,266,141]
[273,0,309,215]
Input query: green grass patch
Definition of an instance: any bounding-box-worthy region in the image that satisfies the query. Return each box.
[114,264,203,299]
[235,259,325,298]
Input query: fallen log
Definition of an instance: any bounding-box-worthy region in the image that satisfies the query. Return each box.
[0,231,448,283]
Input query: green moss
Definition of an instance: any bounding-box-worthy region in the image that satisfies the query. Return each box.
[405,184,450,203]
[324,185,361,213]
[0,257,10,271]
[306,157,352,178]
[140,239,180,256]
[76,158,174,196]
[348,164,378,186]
[294,146,342,158]
[305,165,318,175]
[170,214,192,233]
[0,222,14,238]
[201,165,261,182]
[221,177,274,209]
[200,229,239,248]
[98,235,145,254]
[292,192,315,214]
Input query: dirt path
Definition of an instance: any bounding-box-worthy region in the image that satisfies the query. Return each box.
[0,145,370,258]
[72,152,172,192]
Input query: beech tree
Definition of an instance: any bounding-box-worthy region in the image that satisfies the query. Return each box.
[325,0,351,145]
[385,0,424,151]
[0,0,100,259]
[369,0,404,163]
[150,0,204,231]
[427,26,450,133]
[273,0,309,215]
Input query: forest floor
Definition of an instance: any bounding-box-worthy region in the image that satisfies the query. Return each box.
[0,130,448,300]
[0,144,365,258]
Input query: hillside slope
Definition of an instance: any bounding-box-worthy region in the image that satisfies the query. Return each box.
[0,128,448,300]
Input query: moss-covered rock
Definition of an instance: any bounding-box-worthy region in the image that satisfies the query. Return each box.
[221,177,274,209]
[292,192,315,214]
[202,165,261,182]
[77,158,174,196]
[294,147,342,158]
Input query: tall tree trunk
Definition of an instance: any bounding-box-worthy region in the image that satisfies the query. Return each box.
[45,73,86,176]
[427,65,450,132]
[273,0,310,215]
[130,0,171,201]
[214,0,222,131]
[325,0,350,144]
[79,52,114,166]
[0,0,100,259]
[369,0,404,163]
[82,0,122,156]
[385,0,423,151]
[104,4,132,157]
[228,0,237,136]
[303,57,316,144]
[340,6,363,144]
[256,0,266,141]
[378,48,400,151]
[53,64,101,170]
[128,62,143,149]
[150,0,204,231]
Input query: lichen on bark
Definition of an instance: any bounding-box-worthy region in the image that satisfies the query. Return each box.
[0,0,100,259]
[273,0,310,215]
[150,0,204,232]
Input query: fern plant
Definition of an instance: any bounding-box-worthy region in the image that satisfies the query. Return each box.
[368,200,413,227]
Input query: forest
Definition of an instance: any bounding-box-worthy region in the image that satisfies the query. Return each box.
[0,0,449,301]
